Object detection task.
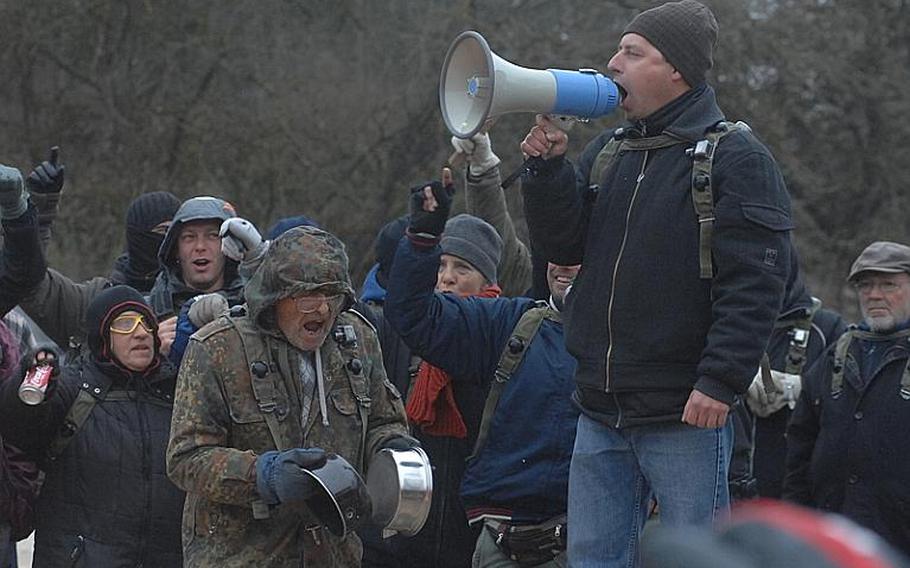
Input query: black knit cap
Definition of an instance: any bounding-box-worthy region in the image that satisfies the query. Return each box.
[623,0,719,87]
[85,285,160,368]
[126,191,181,232]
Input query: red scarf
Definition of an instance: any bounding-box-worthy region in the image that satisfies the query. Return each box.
[406,284,502,438]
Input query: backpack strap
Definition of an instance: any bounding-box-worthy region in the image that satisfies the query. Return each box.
[587,136,622,192]
[587,128,686,191]
[830,329,857,398]
[226,313,293,452]
[331,317,373,472]
[469,303,560,461]
[45,370,112,463]
[780,298,822,375]
[688,120,752,279]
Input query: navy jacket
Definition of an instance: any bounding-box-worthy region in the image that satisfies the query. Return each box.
[386,238,578,526]
[784,326,910,556]
[522,85,792,426]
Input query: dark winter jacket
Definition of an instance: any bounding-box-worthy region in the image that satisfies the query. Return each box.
[0,287,184,567]
[386,238,578,563]
[109,252,158,293]
[521,84,792,427]
[1,205,45,317]
[729,263,846,499]
[784,324,910,556]
[0,357,183,567]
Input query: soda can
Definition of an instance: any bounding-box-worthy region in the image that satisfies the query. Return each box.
[19,364,53,405]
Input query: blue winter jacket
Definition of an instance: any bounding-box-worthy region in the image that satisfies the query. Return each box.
[386,237,578,524]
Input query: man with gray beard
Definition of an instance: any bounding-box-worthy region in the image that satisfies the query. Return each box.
[784,241,910,556]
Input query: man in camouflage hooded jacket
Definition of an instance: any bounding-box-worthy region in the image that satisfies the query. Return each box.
[166,226,412,567]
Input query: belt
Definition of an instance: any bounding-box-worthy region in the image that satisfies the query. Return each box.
[487,515,567,566]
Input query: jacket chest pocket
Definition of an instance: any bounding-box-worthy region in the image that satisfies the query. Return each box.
[329,388,365,432]
[224,376,282,449]
[305,387,367,462]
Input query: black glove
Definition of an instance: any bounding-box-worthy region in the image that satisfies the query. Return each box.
[26,146,65,195]
[381,435,421,451]
[255,448,327,505]
[407,179,454,239]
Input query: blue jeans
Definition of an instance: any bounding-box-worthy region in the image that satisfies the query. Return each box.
[567,413,733,568]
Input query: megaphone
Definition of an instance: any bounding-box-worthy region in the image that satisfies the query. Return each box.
[440,31,621,139]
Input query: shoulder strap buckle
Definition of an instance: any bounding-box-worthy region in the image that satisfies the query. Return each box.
[688,139,716,161]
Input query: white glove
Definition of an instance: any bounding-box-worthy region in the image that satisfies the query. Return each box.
[745,369,802,418]
[219,217,263,262]
[450,132,501,176]
[188,293,229,328]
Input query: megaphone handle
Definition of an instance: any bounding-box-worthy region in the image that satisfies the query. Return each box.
[549,115,578,132]
[500,156,546,190]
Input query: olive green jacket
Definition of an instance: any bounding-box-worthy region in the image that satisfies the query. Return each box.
[464,165,532,297]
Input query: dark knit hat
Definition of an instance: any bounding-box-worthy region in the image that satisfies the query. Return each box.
[847,241,910,282]
[623,0,719,87]
[266,215,321,240]
[85,285,160,367]
[374,215,409,288]
[440,214,502,285]
[126,191,181,232]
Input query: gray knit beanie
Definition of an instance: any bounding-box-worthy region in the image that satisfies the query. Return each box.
[623,0,719,87]
[440,214,503,285]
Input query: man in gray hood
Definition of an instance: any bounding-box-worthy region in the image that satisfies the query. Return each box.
[147,196,244,318]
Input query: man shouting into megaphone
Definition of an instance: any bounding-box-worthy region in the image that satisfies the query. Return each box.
[518,1,795,566]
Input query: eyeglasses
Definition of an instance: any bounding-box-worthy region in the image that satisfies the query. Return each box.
[110,314,154,334]
[294,294,344,314]
[852,279,905,295]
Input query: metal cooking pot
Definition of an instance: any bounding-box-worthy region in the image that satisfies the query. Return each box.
[301,453,371,537]
[366,447,433,536]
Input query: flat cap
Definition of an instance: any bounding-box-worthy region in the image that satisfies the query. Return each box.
[847,241,910,281]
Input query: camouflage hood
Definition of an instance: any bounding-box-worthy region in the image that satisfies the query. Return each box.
[245,226,355,332]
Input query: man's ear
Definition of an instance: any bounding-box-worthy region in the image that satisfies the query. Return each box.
[669,67,690,88]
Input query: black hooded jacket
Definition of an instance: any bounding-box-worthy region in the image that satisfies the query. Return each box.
[0,286,184,567]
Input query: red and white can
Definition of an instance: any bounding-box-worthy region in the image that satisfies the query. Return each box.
[19,364,53,405]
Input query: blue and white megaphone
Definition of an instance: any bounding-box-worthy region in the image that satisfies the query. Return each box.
[440,31,621,139]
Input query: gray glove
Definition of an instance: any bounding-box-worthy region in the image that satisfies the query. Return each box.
[220,217,264,262]
[451,132,501,176]
[188,293,229,328]
[745,369,802,418]
[0,164,27,220]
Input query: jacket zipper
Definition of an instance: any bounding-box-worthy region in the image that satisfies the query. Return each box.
[605,150,650,428]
